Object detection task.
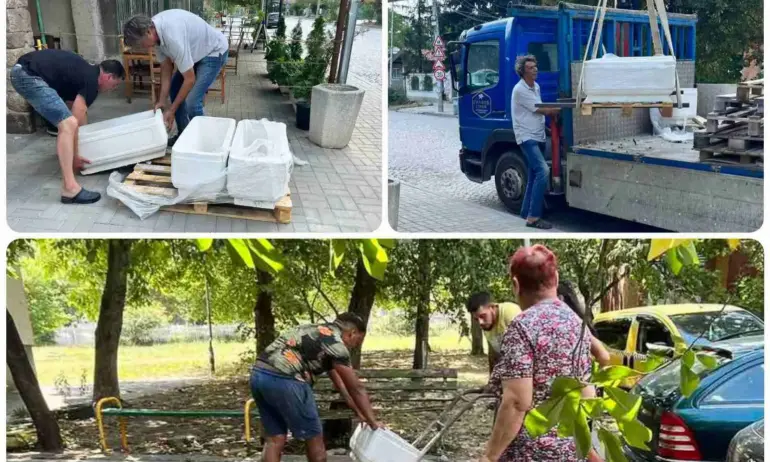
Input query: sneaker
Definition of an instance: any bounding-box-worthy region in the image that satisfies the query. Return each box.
[46,126,58,137]
[167,135,178,148]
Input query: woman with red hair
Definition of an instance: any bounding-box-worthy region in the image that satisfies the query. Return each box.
[479,245,601,462]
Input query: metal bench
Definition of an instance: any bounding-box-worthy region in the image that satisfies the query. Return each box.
[96,368,459,452]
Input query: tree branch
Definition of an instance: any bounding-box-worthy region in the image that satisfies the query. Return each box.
[590,267,630,308]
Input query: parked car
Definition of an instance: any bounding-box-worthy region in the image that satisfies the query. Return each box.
[624,335,764,462]
[266,12,279,28]
[727,419,764,462]
[593,304,763,386]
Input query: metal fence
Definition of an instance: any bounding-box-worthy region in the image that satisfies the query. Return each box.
[54,323,241,346]
[116,0,205,32]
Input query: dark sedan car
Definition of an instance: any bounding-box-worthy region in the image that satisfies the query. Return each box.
[266,12,279,28]
[624,335,764,461]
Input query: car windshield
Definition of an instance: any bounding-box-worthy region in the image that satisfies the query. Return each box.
[635,355,728,397]
[670,311,763,343]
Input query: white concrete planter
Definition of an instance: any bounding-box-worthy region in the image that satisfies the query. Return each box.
[388,178,400,230]
[309,84,365,149]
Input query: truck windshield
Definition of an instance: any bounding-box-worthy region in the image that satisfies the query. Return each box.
[670,311,764,343]
[466,40,499,90]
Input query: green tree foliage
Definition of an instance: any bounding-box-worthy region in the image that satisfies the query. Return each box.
[665,0,763,82]
[401,0,432,73]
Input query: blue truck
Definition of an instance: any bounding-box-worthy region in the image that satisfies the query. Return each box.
[448,2,763,232]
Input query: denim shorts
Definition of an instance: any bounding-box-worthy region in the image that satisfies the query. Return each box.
[249,367,322,440]
[10,64,72,126]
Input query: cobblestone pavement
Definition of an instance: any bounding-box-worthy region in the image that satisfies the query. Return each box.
[7,20,382,233]
[388,110,659,232]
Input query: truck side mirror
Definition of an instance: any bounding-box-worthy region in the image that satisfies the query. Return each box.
[447,44,465,95]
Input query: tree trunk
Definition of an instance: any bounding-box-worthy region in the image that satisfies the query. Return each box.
[255,269,276,355]
[328,0,349,82]
[347,258,378,369]
[7,310,63,451]
[413,241,431,369]
[205,263,215,375]
[93,240,132,402]
[470,317,485,356]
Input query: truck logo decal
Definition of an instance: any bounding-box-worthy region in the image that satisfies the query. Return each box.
[472,92,492,118]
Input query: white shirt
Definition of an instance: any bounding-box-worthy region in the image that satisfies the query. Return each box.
[511,79,546,144]
[153,9,228,73]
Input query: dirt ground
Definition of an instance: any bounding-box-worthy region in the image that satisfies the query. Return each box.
[9,351,493,461]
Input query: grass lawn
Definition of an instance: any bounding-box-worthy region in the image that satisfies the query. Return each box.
[32,331,475,386]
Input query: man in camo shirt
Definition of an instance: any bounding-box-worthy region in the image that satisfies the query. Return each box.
[251,313,382,462]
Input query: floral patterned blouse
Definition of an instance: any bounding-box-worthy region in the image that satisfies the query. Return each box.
[489,298,592,461]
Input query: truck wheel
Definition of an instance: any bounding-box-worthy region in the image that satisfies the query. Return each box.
[494,152,527,215]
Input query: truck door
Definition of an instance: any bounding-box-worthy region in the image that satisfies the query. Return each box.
[513,18,560,103]
[458,34,508,153]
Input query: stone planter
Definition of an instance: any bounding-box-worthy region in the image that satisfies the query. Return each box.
[309,84,365,149]
[695,83,738,117]
[279,85,290,95]
[387,178,400,230]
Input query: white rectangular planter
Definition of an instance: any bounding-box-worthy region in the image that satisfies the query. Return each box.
[171,116,236,200]
[79,110,168,175]
[226,119,292,206]
[309,84,365,149]
[583,54,677,103]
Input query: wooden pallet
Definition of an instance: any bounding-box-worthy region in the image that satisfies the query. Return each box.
[122,156,292,224]
[698,142,763,165]
[580,102,677,117]
[736,83,764,103]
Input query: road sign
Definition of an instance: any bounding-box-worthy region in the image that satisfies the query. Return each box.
[432,60,446,71]
[432,47,445,60]
[434,69,446,81]
[433,36,445,50]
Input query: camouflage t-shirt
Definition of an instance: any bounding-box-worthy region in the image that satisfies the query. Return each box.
[257,322,352,384]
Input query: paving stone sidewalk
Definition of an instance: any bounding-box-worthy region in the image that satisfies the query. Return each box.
[7,49,381,233]
[395,183,547,233]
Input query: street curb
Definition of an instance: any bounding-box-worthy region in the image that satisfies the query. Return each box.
[394,108,458,119]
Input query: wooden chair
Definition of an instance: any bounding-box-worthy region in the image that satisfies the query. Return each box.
[226,28,245,75]
[204,67,227,105]
[120,36,161,108]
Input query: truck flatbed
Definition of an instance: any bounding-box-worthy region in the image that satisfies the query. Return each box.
[573,135,763,179]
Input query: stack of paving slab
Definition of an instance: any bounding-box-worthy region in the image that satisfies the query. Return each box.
[693,81,764,167]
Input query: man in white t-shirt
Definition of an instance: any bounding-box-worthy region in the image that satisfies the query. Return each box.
[511,55,561,230]
[123,10,229,142]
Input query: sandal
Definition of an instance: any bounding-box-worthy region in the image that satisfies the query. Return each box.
[61,188,101,205]
[526,219,553,230]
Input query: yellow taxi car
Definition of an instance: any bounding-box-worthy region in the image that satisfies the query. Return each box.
[593,304,763,386]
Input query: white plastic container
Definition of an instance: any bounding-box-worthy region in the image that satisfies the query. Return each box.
[79,110,167,175]
[349,424,422,462]
[226,119,292,207]
[171,116,236,200]
[583,54,677,103]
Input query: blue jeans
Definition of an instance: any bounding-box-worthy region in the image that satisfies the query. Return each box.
[249,367,322,440]
[169,51,228,134]
[519,139,549,220]
[10,64,72,126]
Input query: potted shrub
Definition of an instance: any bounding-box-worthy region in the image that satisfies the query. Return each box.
[287,22,304,103]
[292,16,333,131]
[266,17,290,92]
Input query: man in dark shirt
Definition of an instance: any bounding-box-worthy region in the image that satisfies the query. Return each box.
[10,49,125,204]
[251,313,382,462]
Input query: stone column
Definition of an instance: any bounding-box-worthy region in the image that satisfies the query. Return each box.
[71,0,106,62]
[7,0,35,134]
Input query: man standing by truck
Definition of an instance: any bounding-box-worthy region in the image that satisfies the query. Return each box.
[250,313,383,462]
[10,49,125,205]
[512,55,561,230]
[123,10,229,144]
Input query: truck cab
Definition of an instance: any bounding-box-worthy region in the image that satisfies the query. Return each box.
[444,3,764,233]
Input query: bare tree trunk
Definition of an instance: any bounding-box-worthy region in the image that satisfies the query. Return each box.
[93,240,132,402]
[7,310,63,451]
[328,0,349,82]
[255,269,276,355]
[470,317,485,356]
[413,241,431,369]
[205,262,215,375]
[347,258,377,369]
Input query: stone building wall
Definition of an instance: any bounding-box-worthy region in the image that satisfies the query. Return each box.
[7,0,36,134]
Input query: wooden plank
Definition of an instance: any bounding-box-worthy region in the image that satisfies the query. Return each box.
[134,163,172,174]
[155,156,172,165]
[127,171,173,184]
[316,368,459,379]
[123,180,177,198]
[164,202,290,224]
